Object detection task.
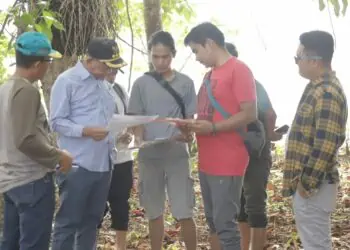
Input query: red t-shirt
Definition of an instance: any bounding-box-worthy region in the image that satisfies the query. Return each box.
[196,57,256,176]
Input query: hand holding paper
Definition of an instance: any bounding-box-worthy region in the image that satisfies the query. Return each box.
[117,132,133,145]
[160,118,214,135]
[82,127,109,141]
[158,117,189,126]
[107,114,159,134]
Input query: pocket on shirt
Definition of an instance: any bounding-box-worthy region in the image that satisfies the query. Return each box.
[295,103,313,128]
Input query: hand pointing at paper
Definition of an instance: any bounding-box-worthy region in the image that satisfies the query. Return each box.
[162,118,213,136]
[174,125,194,142]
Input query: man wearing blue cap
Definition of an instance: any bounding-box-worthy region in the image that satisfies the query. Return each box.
[50,38,125,250]
[0,31,73,250]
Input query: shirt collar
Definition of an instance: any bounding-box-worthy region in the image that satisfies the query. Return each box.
[167,70,177,83]
[310,70,336,86]
[74,61,91,81]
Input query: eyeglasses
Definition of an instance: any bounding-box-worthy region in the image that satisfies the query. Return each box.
[294,55,322,64]
[42,58,53,63]
[108,68,119,74]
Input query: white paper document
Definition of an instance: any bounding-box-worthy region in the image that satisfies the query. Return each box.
[107,114,159,134]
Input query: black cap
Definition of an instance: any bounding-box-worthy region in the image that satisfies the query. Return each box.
[87,38,127,69]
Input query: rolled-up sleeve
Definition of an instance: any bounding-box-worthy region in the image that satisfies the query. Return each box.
[50,76,84,137]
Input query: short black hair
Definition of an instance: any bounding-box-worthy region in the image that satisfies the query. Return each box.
[299,30,334,63]
[15,50,46,68]
[184,22,225,47]
[148,31,176,56]
[225,42,238,57]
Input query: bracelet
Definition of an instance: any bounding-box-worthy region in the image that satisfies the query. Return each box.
[211,122,217,135]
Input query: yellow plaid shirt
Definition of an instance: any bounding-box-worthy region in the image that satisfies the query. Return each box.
[282,71,348,197]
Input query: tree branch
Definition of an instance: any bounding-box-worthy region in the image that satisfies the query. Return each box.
[0,0,21,37]
[125,0,135,92]
[7,34,15,52]
[178,52,192,72]
[116,34,147,55]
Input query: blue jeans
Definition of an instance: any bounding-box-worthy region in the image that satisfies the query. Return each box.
[0,173,55,250]
[51,167,111,250]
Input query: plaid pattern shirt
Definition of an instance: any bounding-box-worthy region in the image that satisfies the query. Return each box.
[282,71,348,197]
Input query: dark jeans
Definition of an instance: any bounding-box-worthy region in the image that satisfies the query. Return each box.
[99,161,133,231]
[0,173,55,250]
[237,157,271,228]
[51,167,111,250]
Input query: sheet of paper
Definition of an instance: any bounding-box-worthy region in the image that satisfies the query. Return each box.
[117,137,174,151]
[157,118,192,127]
[107,114,159,134]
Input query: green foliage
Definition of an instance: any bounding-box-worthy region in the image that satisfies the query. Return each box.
[114,0,195,76]
[273,143,285,163]
[0,13,14,84]
[115,0,195,43]
[0,1,64,83]
[115,0,144,36]
[318,0,348,16]
[9,1,64,40]
[161,0,195,39]
[0,1,64,46]
[0,0,193,82]
[0,35,9,84]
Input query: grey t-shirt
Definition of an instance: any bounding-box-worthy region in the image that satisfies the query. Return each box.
[128,71,197,159]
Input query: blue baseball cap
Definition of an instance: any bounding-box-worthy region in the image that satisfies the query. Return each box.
[15,31,62,59]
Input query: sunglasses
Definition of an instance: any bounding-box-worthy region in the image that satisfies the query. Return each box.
[40,57,53,64]
[294,55,322,64]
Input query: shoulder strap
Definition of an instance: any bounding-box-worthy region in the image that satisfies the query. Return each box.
[204,71,230,119]
[112,83,127,114]
[145,72,186,118]
[204,70,246,136]
[205,70,266,157]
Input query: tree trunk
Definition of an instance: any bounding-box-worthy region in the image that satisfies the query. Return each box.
[41,56,78,113]
[0,0,118,238]
[143,0,162,70]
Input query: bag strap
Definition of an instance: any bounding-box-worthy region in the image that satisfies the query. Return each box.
[204,70,245,136]
[112,83,128,114]
[204,72,230,119]
[145,72,186,118]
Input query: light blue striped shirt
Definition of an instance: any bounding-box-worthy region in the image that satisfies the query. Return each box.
[50,62,116,172]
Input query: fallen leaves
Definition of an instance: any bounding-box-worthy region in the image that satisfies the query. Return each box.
[97,156,350,249]
[342,195,350,208]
